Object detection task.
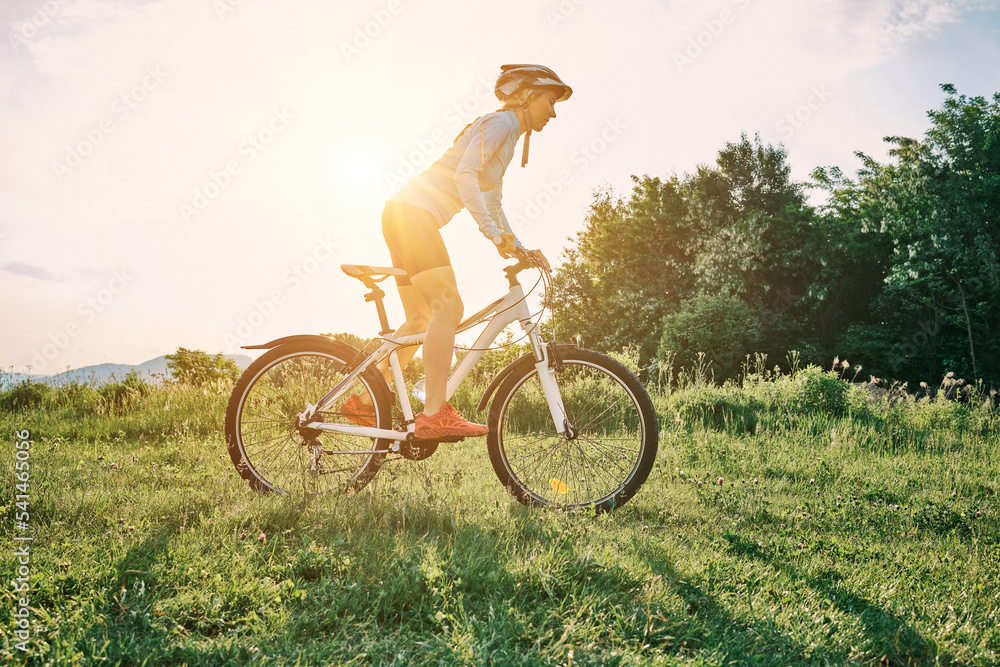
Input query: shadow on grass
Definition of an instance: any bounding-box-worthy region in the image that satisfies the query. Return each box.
[69,493,316,665]
[720,532,941,666]
[637,539,839,665]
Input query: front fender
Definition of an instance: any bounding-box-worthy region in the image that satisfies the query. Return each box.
[475,344,577,412]
[241,334,342,350]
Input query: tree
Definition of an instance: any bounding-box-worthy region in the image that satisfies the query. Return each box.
[551,134,821,368]
[658,294,762,381]
[165,348,241,386]
[550,178,695,365]
[817,85,1000,383]
[688,134,812,307]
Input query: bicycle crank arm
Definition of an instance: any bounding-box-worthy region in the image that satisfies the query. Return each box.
[310,422,408,440]
[320,448,397,455]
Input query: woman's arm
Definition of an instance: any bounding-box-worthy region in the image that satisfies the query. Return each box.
[453,116,511,241]
[483,180,524,249]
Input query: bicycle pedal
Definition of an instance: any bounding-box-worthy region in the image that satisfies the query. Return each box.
[410,435,465,444]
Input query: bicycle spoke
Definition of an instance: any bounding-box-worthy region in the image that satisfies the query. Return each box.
[227,344,389,496]
[490,352,657,510]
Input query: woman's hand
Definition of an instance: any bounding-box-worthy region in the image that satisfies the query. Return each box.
[524,248,550,271]
[494,232,517,258]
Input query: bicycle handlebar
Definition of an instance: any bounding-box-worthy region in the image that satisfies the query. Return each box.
[509,247,550,273]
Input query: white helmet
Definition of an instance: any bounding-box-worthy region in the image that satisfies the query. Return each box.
[494,64,572,167]
[494,64,573,107]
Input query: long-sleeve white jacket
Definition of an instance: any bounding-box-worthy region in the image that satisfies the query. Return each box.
[389,110,521,245]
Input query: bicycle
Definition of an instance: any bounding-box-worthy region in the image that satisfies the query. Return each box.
[224,250,658,511]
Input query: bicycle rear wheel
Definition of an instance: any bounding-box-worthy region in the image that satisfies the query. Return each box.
[225,340,392,496]
[487,347,657,512]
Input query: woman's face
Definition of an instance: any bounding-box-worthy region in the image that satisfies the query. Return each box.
[526,90,559,132]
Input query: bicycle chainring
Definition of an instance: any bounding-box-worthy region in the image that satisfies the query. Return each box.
[398,439,439,460]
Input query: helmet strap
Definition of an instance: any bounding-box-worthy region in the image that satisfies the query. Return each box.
[521,106,531,167]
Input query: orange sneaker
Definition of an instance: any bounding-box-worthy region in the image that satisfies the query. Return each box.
[340,393,376,427]
[415,402,488,438]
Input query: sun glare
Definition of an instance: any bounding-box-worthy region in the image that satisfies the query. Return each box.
[329,138,392,202]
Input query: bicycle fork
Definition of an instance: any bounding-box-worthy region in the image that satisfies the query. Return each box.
[527,326,568,436]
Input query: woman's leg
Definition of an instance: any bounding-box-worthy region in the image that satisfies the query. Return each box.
[408,266,463,415]
[376,284,429,386]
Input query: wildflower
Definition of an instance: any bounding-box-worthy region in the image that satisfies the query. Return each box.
[809,478,815,484]
[718,477,724,485]
[697,481,703,487]
[258,533,266,542]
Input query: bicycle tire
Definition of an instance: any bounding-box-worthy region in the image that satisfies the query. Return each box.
[486,347,658,512]
[225,340,392,495]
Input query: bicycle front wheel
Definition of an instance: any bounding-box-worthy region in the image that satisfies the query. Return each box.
[225,340,392,496]
[487,347,658,512]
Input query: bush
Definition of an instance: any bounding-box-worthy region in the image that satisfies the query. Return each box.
[50,382,100,414]
[658,294,762,382]
[743,365,848,418]
[165,348,240,387]
[0,381,51,412]
[665,385,760,433]
[792,365,849,416]
[97,371,151,415]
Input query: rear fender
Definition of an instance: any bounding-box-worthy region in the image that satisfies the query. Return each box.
[242,335,342,350]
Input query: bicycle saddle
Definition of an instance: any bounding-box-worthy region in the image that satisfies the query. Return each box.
[340,264,407,281]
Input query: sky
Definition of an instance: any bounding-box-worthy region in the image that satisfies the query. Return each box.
[3,0,1000,375]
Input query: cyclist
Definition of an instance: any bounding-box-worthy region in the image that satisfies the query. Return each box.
[342,64,572,438]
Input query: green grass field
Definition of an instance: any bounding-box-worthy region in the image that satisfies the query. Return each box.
[1,367,998,665]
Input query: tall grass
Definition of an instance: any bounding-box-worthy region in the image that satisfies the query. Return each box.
[1,363,998,665]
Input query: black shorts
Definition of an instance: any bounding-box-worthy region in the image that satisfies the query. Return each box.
[381,201,452,287]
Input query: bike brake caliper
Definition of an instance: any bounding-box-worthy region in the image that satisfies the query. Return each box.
[547,342,564,372]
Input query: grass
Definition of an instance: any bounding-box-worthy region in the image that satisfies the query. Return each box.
[1,368,998,665]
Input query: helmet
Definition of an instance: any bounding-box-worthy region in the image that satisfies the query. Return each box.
[494,64,572,108]
[493,64,571,168]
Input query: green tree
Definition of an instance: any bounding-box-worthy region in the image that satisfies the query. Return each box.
[551,134,821,368]
[165,348,241,386]
[817,85,1000,383]
[688,134,813,307]
[658,294,763,381]
[550,178,696,364]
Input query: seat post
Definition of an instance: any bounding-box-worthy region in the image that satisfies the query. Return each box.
[363,278,393,336]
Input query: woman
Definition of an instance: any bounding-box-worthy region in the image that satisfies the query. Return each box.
[344,64,572,438]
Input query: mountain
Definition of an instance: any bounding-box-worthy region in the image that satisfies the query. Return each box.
[0,354,253,390]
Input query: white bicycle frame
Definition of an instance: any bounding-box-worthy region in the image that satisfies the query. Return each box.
[297,268,567,446]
